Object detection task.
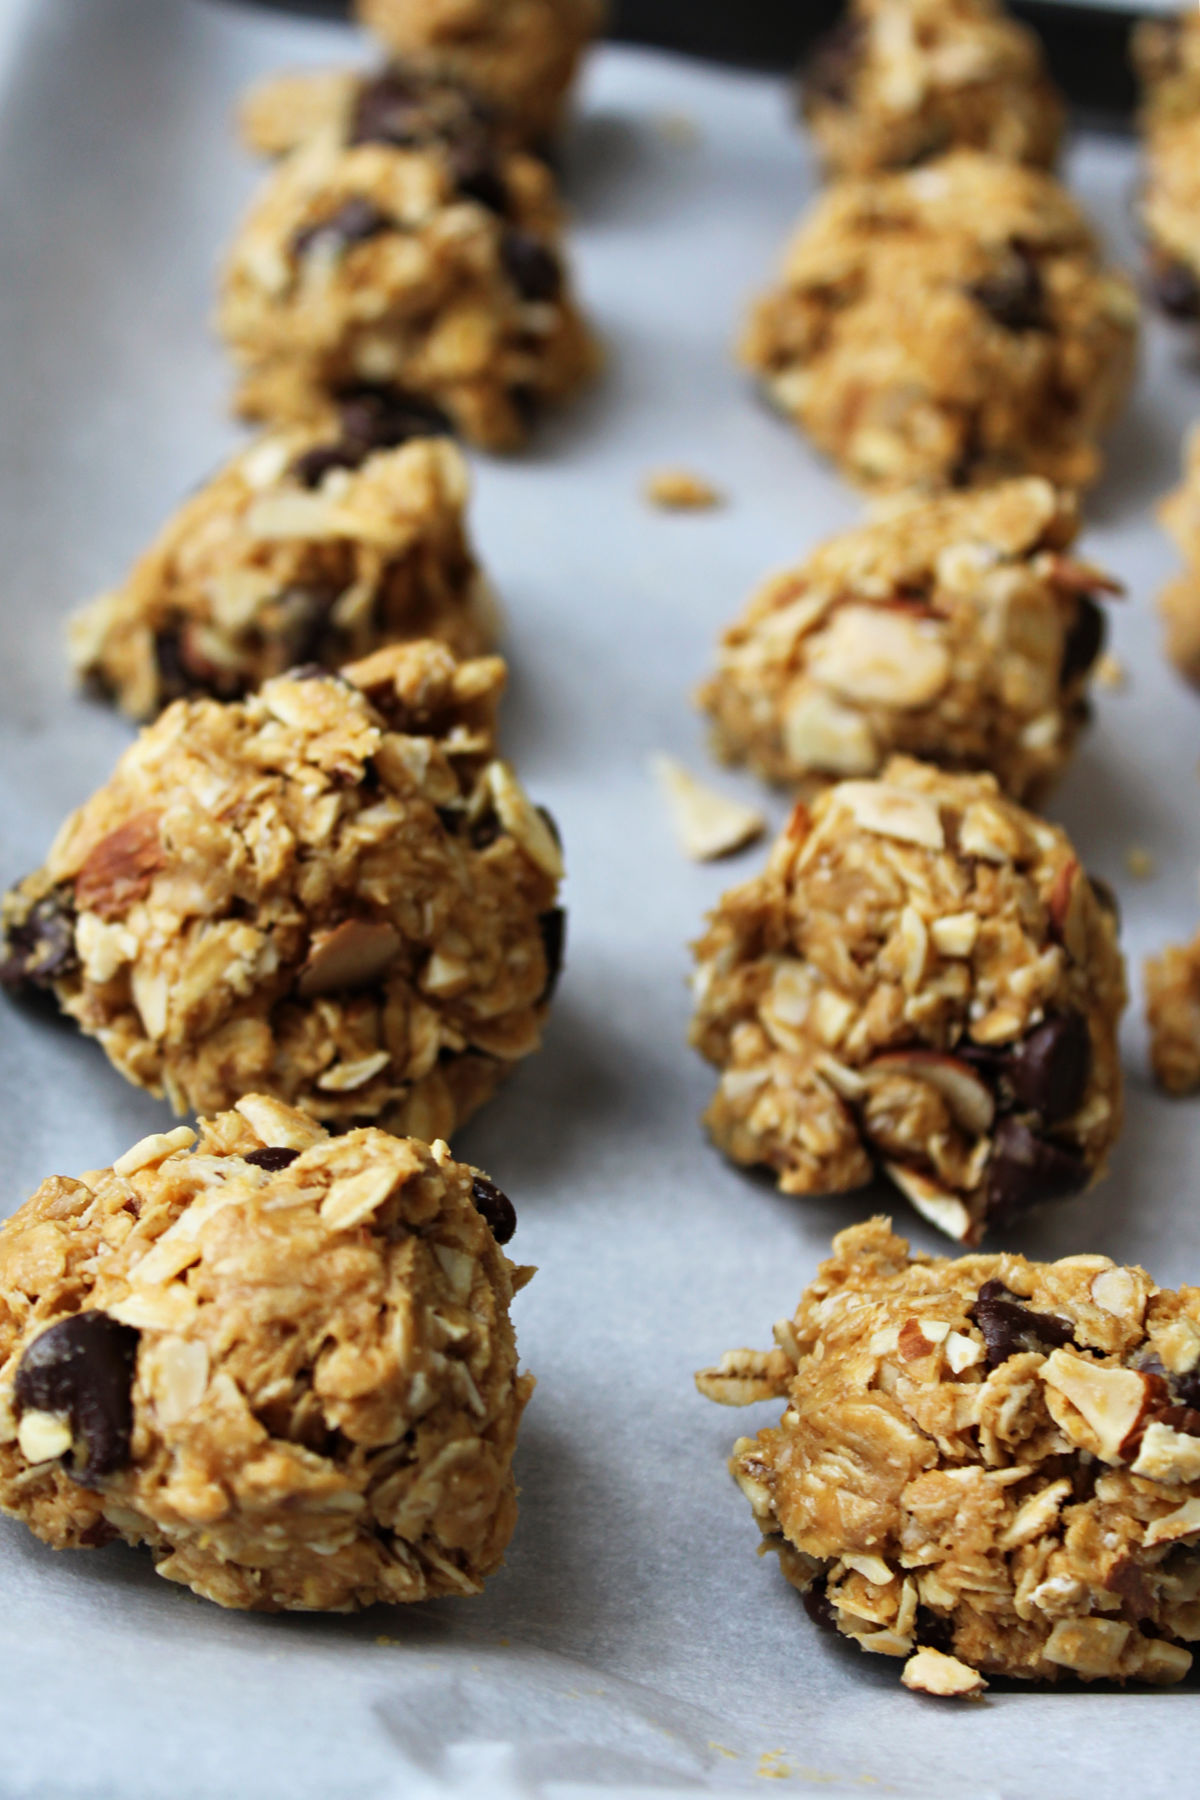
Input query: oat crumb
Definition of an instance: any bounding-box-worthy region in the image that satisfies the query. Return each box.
[1126,846,1157,879]
[1095,651,1126,691]
[651,755,765,861]
[644,467,723,511]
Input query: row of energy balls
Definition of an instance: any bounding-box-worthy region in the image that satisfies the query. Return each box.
[0,1,605,1613]
[687,0,1200,1699]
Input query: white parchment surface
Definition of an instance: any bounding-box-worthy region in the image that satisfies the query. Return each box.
[0,3,1198,1796]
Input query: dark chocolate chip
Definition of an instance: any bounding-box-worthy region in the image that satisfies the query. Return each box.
[469,814,502,850]
[915,1605,955,1656]
[335,382,454,454]
[969,1279,1077,1369]
[154,624,190,701]
[801,17,865,109]
[470,1174,516,1244]
[1152,258,1200,322]
[537,907,566,1004]
[449,142,509,214]
[508,382,540,429]
[1171,1366,1200,1412]
[292,197,392,260]
[501,231,562,303]
[0,887,79,990]
[984,1117,1089,1228]
[1060,594,1106,689]
[290,443,362,489]
[349,67,434,147]
[435,806,462,834]
[14,1313,139,1485]
[803,1579,837,1632]
[278,582,344,667]
[244,1146,301,1171]
[1006,1012,1091,1124]
[971,243,1046,334]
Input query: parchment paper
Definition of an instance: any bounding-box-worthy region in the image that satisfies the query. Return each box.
[1,3,1198,1795]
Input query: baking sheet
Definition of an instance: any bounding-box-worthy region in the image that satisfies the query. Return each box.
[2,3,1200,1796]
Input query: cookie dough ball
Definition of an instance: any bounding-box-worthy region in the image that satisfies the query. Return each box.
[801,0,1064,179]
[698,1218,1200,1690]
[689,757,1125,1244]
[354,0,603,146]
[0,1099,533,1611]
[1134,9,1200,133]
[218,131,595,450]
[698,479,1116,806]
[740,151,1139,494]
[68,402,497,722]
[1146,935,1200,1096]
[1157,427,1200,685]
[0,642,564,1138]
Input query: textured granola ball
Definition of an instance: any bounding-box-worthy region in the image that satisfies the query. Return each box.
[68,404,497,722]
[801,0,1064,179]
[740,151,1139,494]
[217,130,595,449]
[354,0,603,146]
[697,1218,1200,1691]
[1157,427,1200,686]
[689,757,1125,1245]
[0,1098,533,1611]
[1146,935,1200,1096]
[0,642,564,1138]
[698,480,1116,806]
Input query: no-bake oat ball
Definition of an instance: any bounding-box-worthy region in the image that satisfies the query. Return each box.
[740,151,1139,494]
[218,127,595,449]
[68,398,497,721]
[354,0,603,146]
[1139,117,1200,327]
[801,0,1064,179]
[698,479,1116,806]
[0,642,564,1138]
[690,757,1125,1245]
[698,1219,1200,1691]
[0,1098,532,1611]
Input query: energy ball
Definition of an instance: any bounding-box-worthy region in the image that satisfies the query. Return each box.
[1146,934,1200,1096]
[697,1218,1200,1691]
[218,129,595,450]
[801,0,1064,180]
[1157,426,1200,686]
[698,479,1116,806]
[0,1099,533,1611]
[740,151,1139,494]
[354,0,604,146]
[689,756,1125,1245]
[68,400,497,722]
[0,642,565,1139]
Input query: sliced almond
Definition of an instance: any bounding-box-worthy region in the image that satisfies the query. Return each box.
[1090,1267,1143,1323]
[113,1127,197,1178]
[807,606,951,709]
[1131,1421,1200,1485]
[834,782,945,851]
[1145,1496,1200,1547]
[1040,1350,1154,1463]
[1042,1617,1130,1677]
[868,1052,994,1137]
[929,912,979,959]
[297,919,401,999]
[884,1163,973,1243]
[485,762,564,881]
[316,1050,391,1092]
[651,756,765,861]
[74,810,165,921]
[234,1093,327,1151]
[901,1647,986,1698]
[782,689,877,776]
[695,1347,794,1405]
